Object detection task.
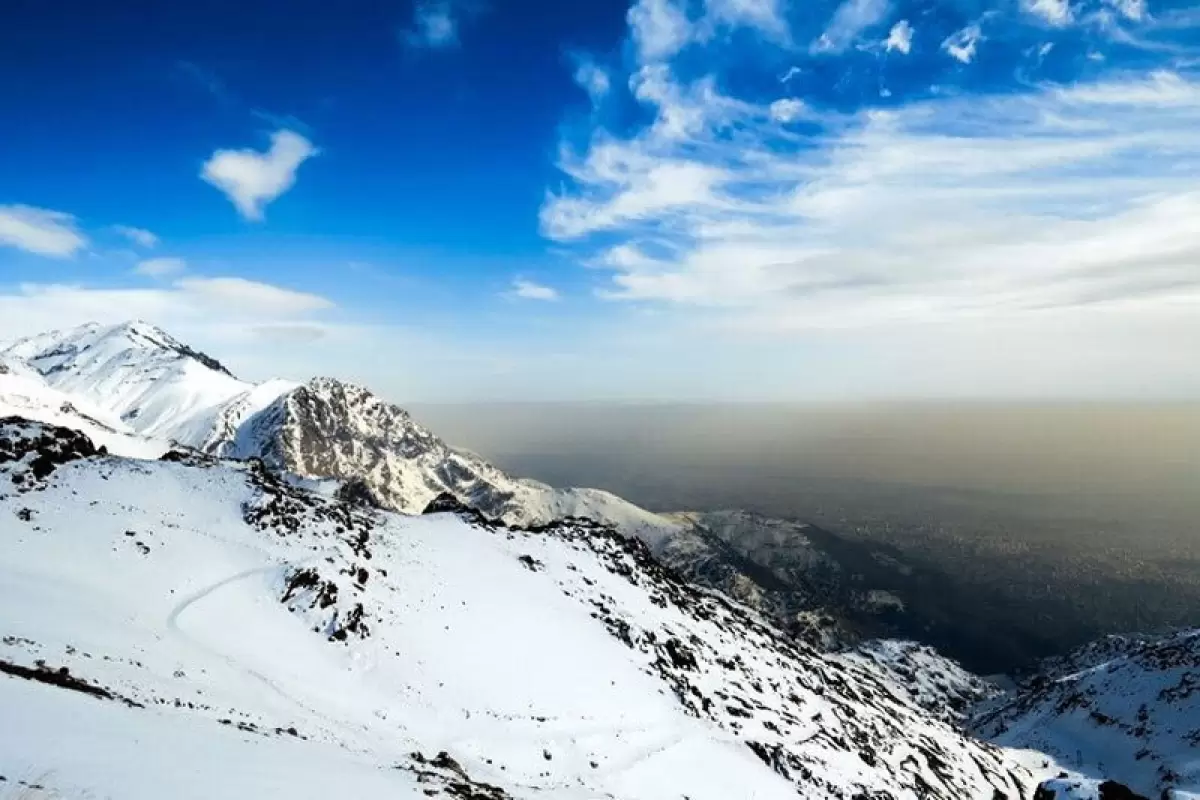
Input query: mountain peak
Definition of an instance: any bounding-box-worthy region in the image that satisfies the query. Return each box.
[105,320,236,379]
[3,320,236,380]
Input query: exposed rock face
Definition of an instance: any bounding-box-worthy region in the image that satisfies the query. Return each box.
[0,416,101,489]
[220,377,678,541]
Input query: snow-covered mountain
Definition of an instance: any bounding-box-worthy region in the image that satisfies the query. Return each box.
[220,376,678,538]
[0,418,1046,799]
[0,322,677,539]
[1,321,294,449]
[973,629,1200,800]
[3,320,1192,800]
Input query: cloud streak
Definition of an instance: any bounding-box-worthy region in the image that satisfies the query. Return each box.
[0,205,88,258]
[812,0,890,53]
[510,279,560,301]
[134,257,187,278]
[112,225,158,248]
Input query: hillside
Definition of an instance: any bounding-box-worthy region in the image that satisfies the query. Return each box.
[0,418,1042,798]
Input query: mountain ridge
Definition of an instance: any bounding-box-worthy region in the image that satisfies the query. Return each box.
[1,320,1193,800]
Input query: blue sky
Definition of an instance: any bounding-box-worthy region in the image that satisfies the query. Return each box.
[1,0,1198,400]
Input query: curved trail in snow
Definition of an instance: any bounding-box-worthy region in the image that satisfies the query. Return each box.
[166,566,278,631]
[165,565,338,734]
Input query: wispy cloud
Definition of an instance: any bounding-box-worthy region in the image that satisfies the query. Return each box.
[510,279,560,301]
[884,19,913,54]
[404,1,461,49]
[176,61,230,103]
[112,225,158,249]
[0,205,88,258]
[628,0,693,62]
[543,32,1200,335]
[201,129,317,221]
[0,278,333,338]
[1021,0,1073,27]
[769,97,807,123]
[943,23,984,63]
[1104,0,1146,22]
[574,57,612,105]
[703,0,790,40]
[134,257,186,277]
[811,0,890,54]
[176,276,333,315]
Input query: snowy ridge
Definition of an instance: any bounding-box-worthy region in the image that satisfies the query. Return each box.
[973,629,1200,799]
[0,419,1047,799]
[1,323,677,542]
[223,376,680,540]
[0,321,291,447]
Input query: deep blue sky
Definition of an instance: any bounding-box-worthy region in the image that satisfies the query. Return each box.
[1,0,626,293]
[1,0,1198,400]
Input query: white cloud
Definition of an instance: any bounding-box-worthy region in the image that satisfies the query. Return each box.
[1022,0,1073,26]
[702,0,789,39]
[884,19,913,54]
[769,98,807,122]
[811,0,890,54]
[201,129,317,221]
[405,1,458,49]
[943,24,983,63]
[0,205,88,258]
[1104,0,1146,21]
[628,0,693,62]
[574,59,611,104]
[0,278,333,343]
[542,55,1200,375]
[134,257,186,277]
[510,279,560,301]
[112,225,158,248]
[175,276,333,315]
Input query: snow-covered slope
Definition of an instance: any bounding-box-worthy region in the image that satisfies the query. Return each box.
[0,361,166,458]
[0,321,294,446]
[973,630,1200,800]
[0,418,1044,800]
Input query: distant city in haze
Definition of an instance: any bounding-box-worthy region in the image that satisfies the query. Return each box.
[413,402,1200,524]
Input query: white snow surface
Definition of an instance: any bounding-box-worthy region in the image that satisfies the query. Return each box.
[0,421,1045,800]
[0,368,166,459]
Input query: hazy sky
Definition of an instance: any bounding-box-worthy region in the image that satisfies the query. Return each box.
[2,0,1198,400]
